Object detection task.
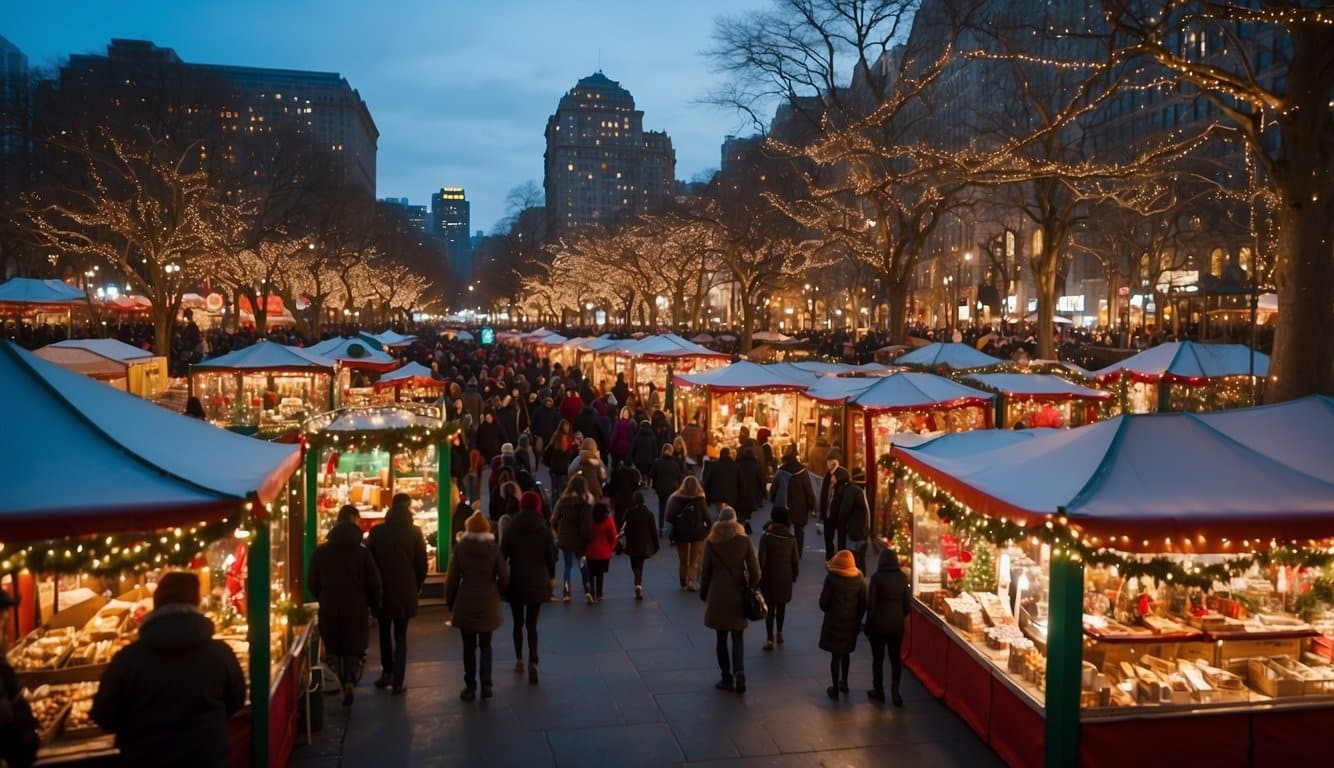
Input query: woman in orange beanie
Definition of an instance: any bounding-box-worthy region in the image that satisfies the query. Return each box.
[818,550,866,700]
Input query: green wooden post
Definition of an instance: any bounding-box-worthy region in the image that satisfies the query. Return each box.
[437,442,451,573]
[1156,380,1171,413]
[303,448,319,602]
[1044,527,1084,768]
[246,517,271,768]
[994,395,1007,430]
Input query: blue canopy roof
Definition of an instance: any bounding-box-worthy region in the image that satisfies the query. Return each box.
[1,342,301,542]
[966,373,1111,400]
[1092,341,1268,381]
[0,278,85,304]
[192,340,335,372]
[896,342,1003,370]
[807,371,993,412]
[307,336,397,368]
[892,397,1334,546]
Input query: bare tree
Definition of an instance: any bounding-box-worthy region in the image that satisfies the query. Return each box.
[1104,0,1334,399]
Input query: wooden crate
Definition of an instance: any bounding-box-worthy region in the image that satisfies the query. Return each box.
[1247,658,1304,698]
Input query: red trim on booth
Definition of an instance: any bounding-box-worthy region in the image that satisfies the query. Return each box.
[987,681,1044,768]
[1079,714,1250,768]
[944,640,992,739]
[903,609,947,698]
[1251,708,1334,767]
[227,714,250,768]
[269,656,300,767]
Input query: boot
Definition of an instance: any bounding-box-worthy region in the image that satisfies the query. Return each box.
[715,675,734,692]
[342,685,354,707]
[514,659,524,674]
[585,588,595,605]
[892,684,903,707]
[763,636,774,651]
[734,673,747,694]
[460,687,476,702]
[635,585,643,600]
[529,663,539,685]
[481,685,493,700]
[776,632,784,645]
[867,688,886,702]
[563,582,571,603]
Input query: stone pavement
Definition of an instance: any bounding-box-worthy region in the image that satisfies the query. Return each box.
[291,495,1003,767]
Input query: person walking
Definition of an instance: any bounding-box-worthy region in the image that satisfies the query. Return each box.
[366,494,428,695]
[665,475,711,591]
[606,458,641,532]
[758,507,799,651]
[770,447,816,558]
[543,419,577,498]
[649,444,685,536]
[840,469,872,571]
[1,589,39,768]
[817,451,842,556]
[609,407,635,467]
[825,467,852,555]
[585,501,619,602]
[865,548,911,705]
[700,506,761,694]
[568,437,606,494]
[501,491,556,685]
[702,447,740,515]
[552,475,594,604]
[735,446,766,531]
[630,419,658,481]
[819,550,867,700]
[91,572,245,768]
[445,511,510,701]
[621,490,660,600]
[309,505,383,706]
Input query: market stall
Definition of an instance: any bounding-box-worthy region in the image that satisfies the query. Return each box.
[0,277,86,328]
[35,339,167,399]
[804,371,993,533]
[305,336,398,406]
[190,341,337,436]
[673,361,819,456]
[964,372,1113,429]
[889,396,1334,767]
[0,341,307,768]
[371,361,443,404]
[302,405,458,602]
[1092,341,1269,414]
[578,335,626,383]
[613,333,731,405]
[357,329,418,353]
[896,342,1004,371]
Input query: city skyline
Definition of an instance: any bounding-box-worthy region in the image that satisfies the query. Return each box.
[1,0,768,232]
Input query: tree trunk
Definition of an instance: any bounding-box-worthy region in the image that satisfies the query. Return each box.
[884,277,910,345]
[738,290,756,354]
[1032,252,1059,359]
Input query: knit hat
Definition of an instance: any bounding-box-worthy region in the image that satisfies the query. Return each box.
[501,442,515,456]
[826,550,862,579]
[717,505,737,523]
[154,571,202,609]
[520,491,543,513]
[465,510,491,534]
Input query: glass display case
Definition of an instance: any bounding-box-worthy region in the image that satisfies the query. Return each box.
[194,370,333,434]
[704,390,801,454]
[795,397,844,469]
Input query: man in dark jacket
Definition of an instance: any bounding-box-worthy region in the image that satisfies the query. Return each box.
[309,506,383,706]
[502,492,556,684]
[92,572,245,768]
[606,458,642,531]
[530,393,559,454]
[1,590,38,768]
[865,549,911,705]
[734,447,767,530]
[770,449,817,557]
[649,444,685,533]
[461,378,485,432]
[702,448,740,514]
[630,420,658,479]
[840,469,872,571]
[366,494,428,694]
[573,405,602,455]
[817,450,842,556]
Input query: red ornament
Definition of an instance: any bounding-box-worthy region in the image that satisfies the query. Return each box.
[960,551,974,564]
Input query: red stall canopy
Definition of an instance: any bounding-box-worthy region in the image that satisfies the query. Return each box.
[1,341,301,541]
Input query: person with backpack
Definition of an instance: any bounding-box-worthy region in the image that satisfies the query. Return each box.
[551,475,595,604]
[839,469,872,571]
[758,506,799,651]
[621,490,660,600]
[770,446,817,558]
[665,474,711,591]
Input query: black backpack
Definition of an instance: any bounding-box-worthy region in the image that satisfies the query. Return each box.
[673,498,708,542]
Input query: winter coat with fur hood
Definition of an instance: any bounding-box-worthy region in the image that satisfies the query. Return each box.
[699,520,761,632]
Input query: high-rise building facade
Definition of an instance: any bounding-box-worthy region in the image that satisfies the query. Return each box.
[54,39,378,197]
[0,35,27,160]
[431,187,471,278]
[543,72,675,233]
[378,197,428,232]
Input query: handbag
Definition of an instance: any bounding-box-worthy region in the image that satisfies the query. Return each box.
[710,547,767,621]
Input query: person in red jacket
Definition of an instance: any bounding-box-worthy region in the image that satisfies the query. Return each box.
[558,389,584,424]
[584,501,620,602]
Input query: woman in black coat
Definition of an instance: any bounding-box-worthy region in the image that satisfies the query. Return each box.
[702,448,740,512]
[445,511,510,701]
[309,506,383,705]
[819,549,867,700]
[366,496,428,693]
[474,408,504,463]
[501,491,557,684]
[865,548,911,705]
[757,507,798,651]
[620,490,660,600]
[630,420,659,479]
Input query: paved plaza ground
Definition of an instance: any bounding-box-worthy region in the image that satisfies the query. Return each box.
[291,487,1003,768]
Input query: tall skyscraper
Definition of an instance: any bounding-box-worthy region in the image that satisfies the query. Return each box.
[543,72,675,233]
[378,197,428,232]
[0,35,30,204]
[53,39,378,197]
[431,187,471,278]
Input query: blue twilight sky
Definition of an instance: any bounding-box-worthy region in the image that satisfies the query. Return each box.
[1,0,769,233]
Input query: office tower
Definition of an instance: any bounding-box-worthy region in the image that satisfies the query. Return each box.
[431,187,471,278]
